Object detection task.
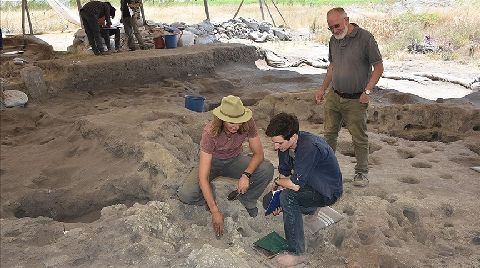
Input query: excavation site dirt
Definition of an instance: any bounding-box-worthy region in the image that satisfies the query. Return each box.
[1,42,480,267]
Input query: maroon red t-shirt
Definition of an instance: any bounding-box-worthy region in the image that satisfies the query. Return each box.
[200,119,258,159]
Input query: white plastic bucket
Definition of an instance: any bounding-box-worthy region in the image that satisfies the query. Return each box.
[178,30,195,47]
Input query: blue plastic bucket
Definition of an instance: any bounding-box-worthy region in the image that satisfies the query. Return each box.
[185,95,205,112]
[164,34,178,49]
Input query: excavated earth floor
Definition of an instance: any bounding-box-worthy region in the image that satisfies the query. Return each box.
[1,43,480,267]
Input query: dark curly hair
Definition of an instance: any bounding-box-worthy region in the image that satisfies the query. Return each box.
[265,113,299,140]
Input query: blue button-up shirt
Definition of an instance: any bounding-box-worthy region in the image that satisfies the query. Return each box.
[278,131,343,200]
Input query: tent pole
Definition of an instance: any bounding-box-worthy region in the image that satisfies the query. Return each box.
[263,0,275,27]
[21,0,26,36]
[25,0,34,34]
[140,0,146,25]
[203,0,210,20]
[76,0,83,28]
[233,0,245,19]
[258,0,265,20]
[271,0,287,26]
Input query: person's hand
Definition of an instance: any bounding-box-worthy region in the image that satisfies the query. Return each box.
[237,175,250,194]
[211,210,224,237]
[271,182,279,191]
[315,89,326,104]
[271,177,281,191]
[359,92,369,104]
[292,184,300,191]
[272,207,283,216]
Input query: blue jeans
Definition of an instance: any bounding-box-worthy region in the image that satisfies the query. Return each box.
[280,185,335,255]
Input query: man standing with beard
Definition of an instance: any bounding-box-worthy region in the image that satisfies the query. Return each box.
[315,7,383,187]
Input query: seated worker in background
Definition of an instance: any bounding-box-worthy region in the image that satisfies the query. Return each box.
[98,16,120,52]
[264,113,343,267]
[79,1,116,56]
[178,95,274,238]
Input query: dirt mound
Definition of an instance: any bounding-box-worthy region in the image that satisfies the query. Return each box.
[1,35,54,61]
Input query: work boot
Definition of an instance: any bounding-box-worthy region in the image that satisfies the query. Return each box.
[246,207,258,217]
[353,172,369,187]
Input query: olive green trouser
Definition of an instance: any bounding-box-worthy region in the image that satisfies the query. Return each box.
[177,155,274,210]
[323,89,369,174]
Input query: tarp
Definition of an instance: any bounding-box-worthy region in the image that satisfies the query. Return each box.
[46,0,80,25]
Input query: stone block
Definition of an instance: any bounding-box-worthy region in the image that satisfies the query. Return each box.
[20,66,48,99]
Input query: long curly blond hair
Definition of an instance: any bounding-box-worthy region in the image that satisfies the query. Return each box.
[211,115,249,137]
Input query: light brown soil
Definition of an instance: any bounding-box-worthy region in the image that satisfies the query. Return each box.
[1,43,479,267]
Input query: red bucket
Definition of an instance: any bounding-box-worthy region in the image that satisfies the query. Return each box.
[153,36,165,49]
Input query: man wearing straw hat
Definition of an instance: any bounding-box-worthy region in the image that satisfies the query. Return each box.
[178,95,274,237]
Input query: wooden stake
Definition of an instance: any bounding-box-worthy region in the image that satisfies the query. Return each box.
[233,0,245,19]
[258,0,265,20]
[203,0,210,20]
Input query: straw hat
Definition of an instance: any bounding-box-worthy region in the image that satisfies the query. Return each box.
[212,95,252,124]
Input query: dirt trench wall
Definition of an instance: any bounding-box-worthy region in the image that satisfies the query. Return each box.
[370,103,480,142]
[253,92,480,147]
[36,44,260,91]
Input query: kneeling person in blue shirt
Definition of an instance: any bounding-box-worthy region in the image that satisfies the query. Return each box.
[265,113,343,267]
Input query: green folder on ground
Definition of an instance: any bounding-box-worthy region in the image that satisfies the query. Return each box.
[254,231,289,254]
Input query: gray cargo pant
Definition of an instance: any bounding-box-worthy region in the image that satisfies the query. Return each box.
[177,155,274,210]
[122,15,145,49]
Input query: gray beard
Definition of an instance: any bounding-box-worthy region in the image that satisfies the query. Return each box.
[334,28,348,40]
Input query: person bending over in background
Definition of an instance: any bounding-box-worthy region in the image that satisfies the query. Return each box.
[79,1,116,56]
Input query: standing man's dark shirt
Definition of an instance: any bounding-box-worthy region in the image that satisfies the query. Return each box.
[121,0,132,18]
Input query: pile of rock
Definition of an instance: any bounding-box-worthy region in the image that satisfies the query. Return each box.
[407,35,441,54]
[186,18,291,44]
[67,17,292,53]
